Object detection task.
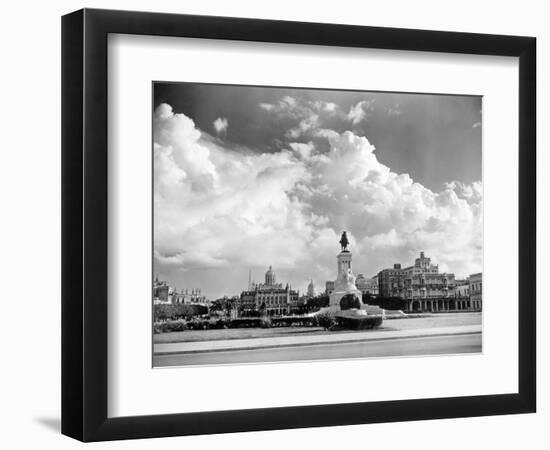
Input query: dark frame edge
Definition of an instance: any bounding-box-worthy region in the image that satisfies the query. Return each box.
[86,393,533,442]
[61,8,537,442]
[61,8,85,441]
[517,36,537,414]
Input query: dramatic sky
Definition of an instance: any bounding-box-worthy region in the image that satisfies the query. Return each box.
[153,83,482,299]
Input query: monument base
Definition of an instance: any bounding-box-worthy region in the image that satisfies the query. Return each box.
[329,289,363,308]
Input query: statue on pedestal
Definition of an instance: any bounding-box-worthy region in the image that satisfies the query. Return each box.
[339,231,349,252]
[319,231,385,320]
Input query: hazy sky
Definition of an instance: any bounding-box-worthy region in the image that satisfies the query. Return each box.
[153,83,482,299]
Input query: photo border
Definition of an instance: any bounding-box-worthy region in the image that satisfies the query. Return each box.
[62,8,536,441]
[150,79,484,367]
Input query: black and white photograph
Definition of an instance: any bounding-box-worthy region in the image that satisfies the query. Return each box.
[0,0,542,446]
[152,83,483,367]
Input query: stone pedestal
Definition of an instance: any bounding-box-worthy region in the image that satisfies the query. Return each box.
[329,250,363,308]
[315,237,384,320]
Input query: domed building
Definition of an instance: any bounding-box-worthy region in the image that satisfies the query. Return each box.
[240,266,301,316]
[307,279,316,298]
[265,266,276,286]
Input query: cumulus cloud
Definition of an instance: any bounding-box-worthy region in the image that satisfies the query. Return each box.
[259,96,301,117]
[285,114,319,139]
[154,103,316,272]
[259,96,342,140]
[311,100,338,113]
[386,104,402,117]
[289,142,315,160]
[213,117,228,135]
[154,103,482,297]
[347,100,375,124]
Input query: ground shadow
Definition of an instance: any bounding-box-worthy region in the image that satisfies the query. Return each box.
[35,417,61,433]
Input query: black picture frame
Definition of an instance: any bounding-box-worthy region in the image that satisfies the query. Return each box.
[62,8,536,442]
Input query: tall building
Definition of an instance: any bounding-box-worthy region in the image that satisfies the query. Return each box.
[307,280,316,298]
[172,287,208,305]
[240,266,300,316]
[455,279,470,298]
[152,275,208,305]
[377,252,460,312]
[355,274,379,296]
[469,273,483,310]
[265,265,276,286]
[153,275,171,304]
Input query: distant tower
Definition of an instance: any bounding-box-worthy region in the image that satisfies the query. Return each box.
[307,279,315,298]
[265,266,276,286]
[248,269,252,291]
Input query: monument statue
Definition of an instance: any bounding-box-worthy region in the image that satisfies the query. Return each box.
[339,231,349,251]
[319,231,385,320]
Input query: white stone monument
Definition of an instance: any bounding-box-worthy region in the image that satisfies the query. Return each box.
[326,231,362,308]
[329,249,363,307]
[315,231,384,319]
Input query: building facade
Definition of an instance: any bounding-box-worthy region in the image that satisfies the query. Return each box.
[469,272,483,310]
[307,280,316,298]
[377,252,462,312]
[172,288,208,305]
[153,275,208,305]
[355,274,379,296]
[455,279,470,298]
[240,266,300,316]
[153,276,171,304]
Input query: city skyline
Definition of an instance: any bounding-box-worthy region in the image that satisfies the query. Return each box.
[153,83,482,299]
[154,252,479,301]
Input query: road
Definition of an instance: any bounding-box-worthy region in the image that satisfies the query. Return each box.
[153,332,481,367]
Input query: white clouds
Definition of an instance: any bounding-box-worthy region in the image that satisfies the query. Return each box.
[154,103,482,296]
[289,142,315,160]
[213,117,228,135]
[285,114,319,139]
[259,97,342,139]
[154,103,315,275]
[386,104,402,117]
[154,250,186,266]
[259,96,301,117]
[347,100,375,124]
[260,96,380,141]
[311,100,338,113]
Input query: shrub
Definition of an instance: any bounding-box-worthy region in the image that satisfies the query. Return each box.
[229,318,262,328]
[305,295,330,312]
[259,316,272,328]
[336,315,383,330]
[316,312,337,330]
[211,319,228,329]
[187,319,206,330]
[153,303,209,321]
[152,320,188,333]
[365,296,408,311]
[164,320,188,332]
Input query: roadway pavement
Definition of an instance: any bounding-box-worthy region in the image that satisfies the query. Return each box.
[154,324,481,354]
[153,333,481,367]
[153,323,482,367]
